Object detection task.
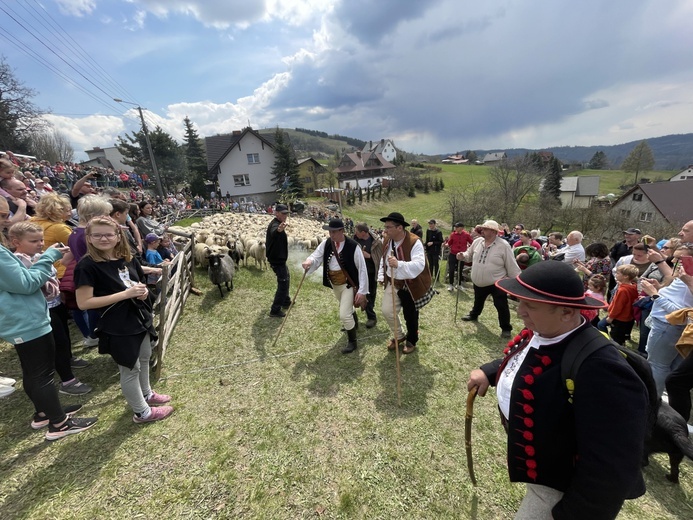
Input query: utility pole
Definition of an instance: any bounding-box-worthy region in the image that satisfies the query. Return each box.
[114,98,164,198]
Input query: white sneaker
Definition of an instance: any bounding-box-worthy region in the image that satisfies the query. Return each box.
[447,285,454,292]
[0,375,16,386]
[688,424,693,435]
[0,384,16,398]
[82,336,99,347]
[457,285,466,292]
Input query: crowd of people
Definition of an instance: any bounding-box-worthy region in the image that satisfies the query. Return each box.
[2,147,693,517]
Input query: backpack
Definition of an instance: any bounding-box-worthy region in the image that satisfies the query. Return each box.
[561,326,658,443]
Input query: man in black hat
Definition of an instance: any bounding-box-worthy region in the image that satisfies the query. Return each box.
[378,212,432,354]
[425,219,444,283]
[266,204,292,317]
[302,218,368,353]
[467,261,647,519]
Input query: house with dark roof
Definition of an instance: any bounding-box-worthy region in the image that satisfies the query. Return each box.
[335,151,396,189]
[361,139,397,163]
[205,128,289,204]
[482,151,507,164]
[559,176,600,208]
[609,179,693,231]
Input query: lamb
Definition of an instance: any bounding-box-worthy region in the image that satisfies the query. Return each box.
[207,247,235,298]
[247,240,267,270]
[194,242,210,268]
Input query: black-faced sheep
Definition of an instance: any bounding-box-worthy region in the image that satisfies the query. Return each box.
[207,247,235,297]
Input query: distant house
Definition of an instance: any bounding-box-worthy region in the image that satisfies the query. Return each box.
[335,151,396,189]
[441,154,468,164]
[83,146,132,171]
[537,151,554,164]
[205,127,294,204]
[669,165,693,181]
[361,139,397,163]
[559,176,600,208]
[609,179,693,229]
[297,157,327,193]
[482,152,507,164]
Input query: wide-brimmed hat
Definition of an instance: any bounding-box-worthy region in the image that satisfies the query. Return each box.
[496,262,606,309]
[323,218,345,231]
[380,212,409,227]
[275,204,290,214]
[478,219,500,232]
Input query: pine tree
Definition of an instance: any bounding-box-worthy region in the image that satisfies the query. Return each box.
[588,151,608,170]
[182,116,208,196]
[540,157,563,204]
[269,127,302,202]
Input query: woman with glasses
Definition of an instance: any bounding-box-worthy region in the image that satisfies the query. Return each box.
[75,216,173,424]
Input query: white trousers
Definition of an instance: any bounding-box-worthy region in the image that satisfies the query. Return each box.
[331,283,356,330]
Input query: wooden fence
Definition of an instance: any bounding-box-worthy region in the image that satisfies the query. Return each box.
[152,229,196,377]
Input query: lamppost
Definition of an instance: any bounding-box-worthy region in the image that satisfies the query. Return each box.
[113,98,164,198]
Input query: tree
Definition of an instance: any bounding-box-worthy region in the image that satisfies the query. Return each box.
[588,151,608,170]
[25,127,74,163]
[621,140,654,185]
[487,155,544,222]
[182,116,207,196]
[466,150,478,163]
[540,157,563,204]
[0,56,48,152]
[116,127,185,194]
[269,127,302,202]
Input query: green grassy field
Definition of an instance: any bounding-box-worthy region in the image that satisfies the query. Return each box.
[1,245,691,519]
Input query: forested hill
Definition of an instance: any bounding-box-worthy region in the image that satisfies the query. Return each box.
[493,134,693,171]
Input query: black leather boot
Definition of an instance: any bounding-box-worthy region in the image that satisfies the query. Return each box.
[342,327,357,354]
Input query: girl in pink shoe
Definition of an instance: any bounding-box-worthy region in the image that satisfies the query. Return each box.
[75,216,173,424]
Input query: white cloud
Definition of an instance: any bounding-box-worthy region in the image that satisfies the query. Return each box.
[55,0,96,17]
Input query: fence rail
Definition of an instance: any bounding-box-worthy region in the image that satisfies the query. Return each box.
[152,229,196,377]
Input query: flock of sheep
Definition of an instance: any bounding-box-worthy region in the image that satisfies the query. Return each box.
[167,212,331,297]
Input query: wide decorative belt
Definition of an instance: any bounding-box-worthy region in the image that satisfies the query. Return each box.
[328,269,347,286]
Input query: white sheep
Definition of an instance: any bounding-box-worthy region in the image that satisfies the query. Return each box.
[247,240,267,270]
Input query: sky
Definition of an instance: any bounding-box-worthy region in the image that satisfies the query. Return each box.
[1,0,692,161]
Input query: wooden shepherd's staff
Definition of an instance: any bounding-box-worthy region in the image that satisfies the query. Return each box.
[270,268,308,349]
[390,244,402,406]
[465,386,479,486]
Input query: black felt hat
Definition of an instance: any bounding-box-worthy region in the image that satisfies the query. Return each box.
[322,218,344,230]
[495,261,606,309]
[380,212,409,227]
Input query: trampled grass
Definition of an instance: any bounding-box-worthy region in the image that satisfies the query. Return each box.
[1,251,691,518]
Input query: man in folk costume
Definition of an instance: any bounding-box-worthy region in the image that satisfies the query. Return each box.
[353,222,384,329]
[467,262,648,520]
[302,218,368,354]
[377,212,432,354]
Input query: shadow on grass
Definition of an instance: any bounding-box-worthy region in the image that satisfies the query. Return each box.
[0,408,133,519]
[291,334,366,397]
[374,348,435,418]
[642,458,693,518]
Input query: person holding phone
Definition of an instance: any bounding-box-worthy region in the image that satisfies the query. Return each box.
[641,243,693,396]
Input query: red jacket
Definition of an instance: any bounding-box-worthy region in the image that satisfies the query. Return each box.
[608,283,638,322]
[445,230,472,255]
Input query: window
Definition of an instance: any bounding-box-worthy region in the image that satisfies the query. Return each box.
[632,193,643,201]
[247,153,260,164]
[639,212,653,222]
[233,174,250,187]
[620,210,631,218]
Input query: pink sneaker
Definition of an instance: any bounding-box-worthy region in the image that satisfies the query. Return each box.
[145,391,171,405]
[133,405,173,424]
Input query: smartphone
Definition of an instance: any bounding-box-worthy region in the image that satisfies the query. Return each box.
[55,242,65,248]
[680,255,693,274]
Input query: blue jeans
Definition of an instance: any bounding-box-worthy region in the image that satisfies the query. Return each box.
[646,317,684,397]
[270,263,291,313]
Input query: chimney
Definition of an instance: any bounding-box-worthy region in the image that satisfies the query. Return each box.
[232,130,241,136]
[381,139,384,145]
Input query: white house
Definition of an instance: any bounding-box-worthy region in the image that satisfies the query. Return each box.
[669,166,693,182]
[205,128,288,204]
[83,146,132,171]
[559,176,600,208]
[361,139,397,163]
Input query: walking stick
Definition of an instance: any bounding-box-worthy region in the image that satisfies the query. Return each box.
[270,268,308,349]
[454,258,462,322]
[390,249,402,407]
[465,386,478,486]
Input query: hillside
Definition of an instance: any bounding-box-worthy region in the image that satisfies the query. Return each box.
[467,134,693,171]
